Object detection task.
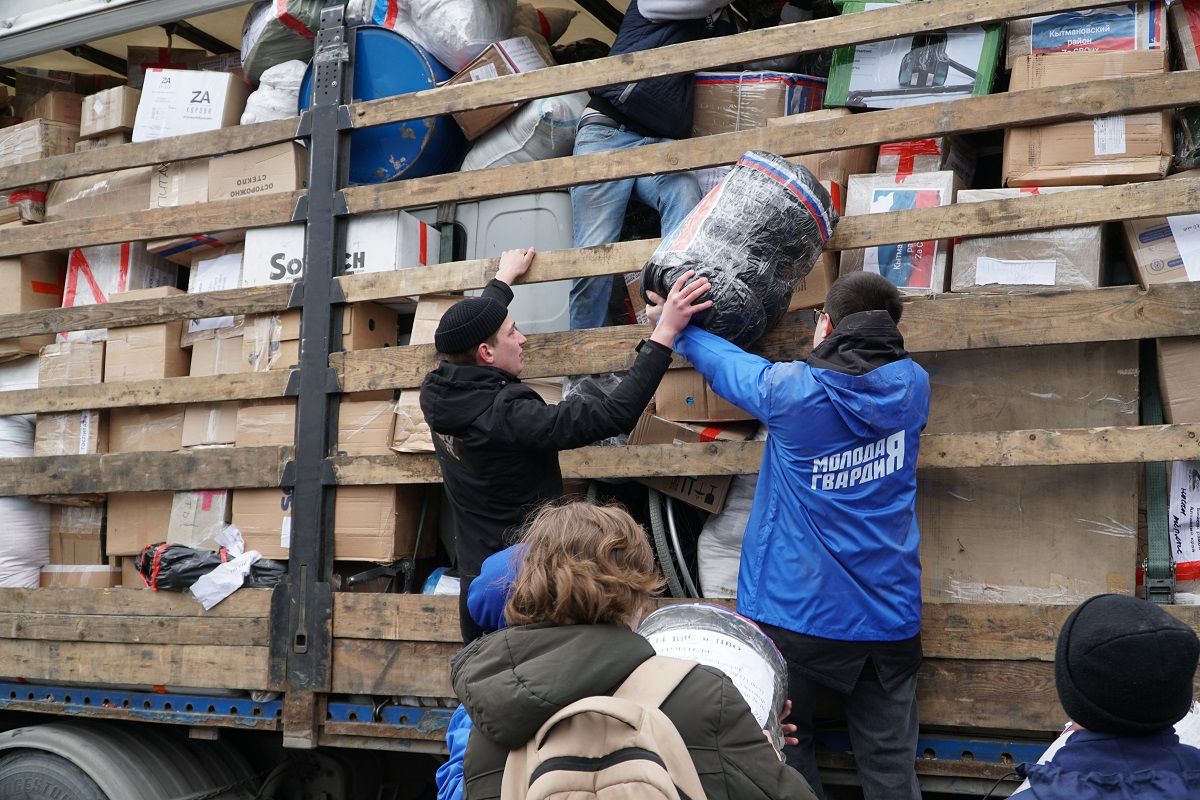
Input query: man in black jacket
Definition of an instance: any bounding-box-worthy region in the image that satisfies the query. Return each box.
[420,247,711,642]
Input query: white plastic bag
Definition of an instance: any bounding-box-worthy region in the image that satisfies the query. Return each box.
[241,60,308,124]
[697,427,766,598]
[190,550,261,610]
[0,357,48,588]
[346,0,516,71]
[461,92,587,170]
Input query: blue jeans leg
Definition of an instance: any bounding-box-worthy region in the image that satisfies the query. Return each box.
[634,169,702,241]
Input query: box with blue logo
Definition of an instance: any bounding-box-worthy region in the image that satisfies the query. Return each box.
[1006,2,1166,70]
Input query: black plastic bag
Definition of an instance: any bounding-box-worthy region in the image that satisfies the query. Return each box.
[134,544,287,592]
[640,151,838,347]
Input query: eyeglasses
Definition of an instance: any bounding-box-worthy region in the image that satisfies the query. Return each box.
[811,308,827,327]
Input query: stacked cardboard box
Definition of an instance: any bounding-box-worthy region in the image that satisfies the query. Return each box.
[445,38,549,139]
[48,506,104,565]
[59,244,176,342]
[0,254,64,361]
[78,87,139,140]
[692,71,826,137]
[34,341,106,457]
[1120,168,1200,286]
[628,412,758,514]
[132,69,250,142]
[146,159,244,264]
[1005,4,1167,70]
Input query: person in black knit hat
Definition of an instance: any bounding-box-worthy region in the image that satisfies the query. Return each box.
[1010,593,1200,799]
[419,246,712,643]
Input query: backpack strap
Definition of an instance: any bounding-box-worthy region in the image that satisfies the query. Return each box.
[613,656,699,709]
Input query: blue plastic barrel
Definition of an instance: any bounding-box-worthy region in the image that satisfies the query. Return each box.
[300,26,466,184]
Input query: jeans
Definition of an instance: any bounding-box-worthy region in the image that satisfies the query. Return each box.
[785,664,922,800]
[568,123,702,331]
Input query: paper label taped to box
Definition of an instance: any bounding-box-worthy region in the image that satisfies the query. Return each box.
[1167,214,1200,280]
[643,628,776,727]
[974,257,1057,286]
[1170,461,1200,582]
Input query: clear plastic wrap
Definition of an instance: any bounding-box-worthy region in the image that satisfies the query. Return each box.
[240,0,322,82]
[0,185,47,224]
[638,603,787,748]
[240,60,307,124]
[134,543,286,592]
[640,151,837,347]
[0,358,48,588]
[697,430,766,598]
[461,92,588,171]
[0,120,77,170]
[1178,108,1200,172]
[345,0,516,71]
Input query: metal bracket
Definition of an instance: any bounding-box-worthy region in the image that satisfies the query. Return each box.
[328,278,347,305]
[287,280,306,310]
[332,190,349,217]
[320,459,337,486]
[336,104,355,131]
[296,108,314,139]
[281,460,298,488]
[292,194,309,223]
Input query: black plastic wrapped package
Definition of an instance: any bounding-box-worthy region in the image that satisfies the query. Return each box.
[134,544,287,592]
[640,151,838,346]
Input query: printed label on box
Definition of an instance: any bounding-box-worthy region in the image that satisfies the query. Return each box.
[974,258,1057,286]
[77,412,91,455]
[1030,6,1140,54]
[470,63,499,82]
[1167,214,1200,280]
[280,516,291,549]
[1093,115,1127,156]
[497,37,548,74]
[863,187,942,290]
[1170,461,1200,580]
[188,252,242,332]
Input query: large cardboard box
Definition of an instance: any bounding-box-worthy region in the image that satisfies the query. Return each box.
[337,400,397,457]
[38,340,104,388]
[0,120,79,169]
[825,2,1002,110]
[103,286,191,381]
[79,87,140,139]
[344,210,441,275]
[392,295,461,453]
[106,491,174,556]
[74,132,131,152]
[12,69,122,117]
[950,187,1105,293]
[242,302,397,372]
[446,37,549,139]
[40,565,121,588]
[691,71,826,137]
[168,489,232,547]
[1120,168,1200,286]
[231,488,292,560]
[182,332,243,447]
[35,341,106,457]
[126,46,206,89]
[334,486,431,562]
[146,159,243,264]
[1158,337,1200,424]
[23,91,83,126]
[108,406,185,453]
[207,142,307,202]
[628,412,758,513]
[44,167,153,222]
[1003,52,1172,187]
[49,506,104,565]
[1171,0,1200,71]
[840,170,961,294]
[876,136,976,185]
[235,400,296,447]
[654,369,754,423]
[1006,3,1167,70]
[0,185,48,225]
[773,109,878,186]
[242,224,305,288]
[60,244,176,343]
[185,247,243,333]
[787,180,844,311]
[132,69,251,142]
[0,254,65,361]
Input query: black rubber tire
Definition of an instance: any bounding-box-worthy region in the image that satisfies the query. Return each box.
[0,750,107,800]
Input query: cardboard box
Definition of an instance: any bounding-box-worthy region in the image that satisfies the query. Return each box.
[0,120,79,169]
[691,71,826,137]
[788,252,840,311]
[334,485,431,562]
[168,489,232,547]
[120,557,145,589]
[103,287,191,381]
[1006,3,1167,70]
[242,302,397,372]
[1158,337,1200,424]
[79,87,140,139]
[185,247,243,333]
[825,2,1002,110]
[132,69,251,143]
[774,109,879,186]
[231,488,292,560]
[49,506,104,565]
[242,224,305,287]
[876,136,977,185]
[60,244,176,342]
[12,69,123,117]
[207,142,307,202]
[235,400,296,447]
[446,37,549,139]
[39,565,121,588]
[337,400,397,456]
[0,254,65,361]
[44,167,153,222]
[1,185,49,224]
[1172,0,1200,71]
[38,341,104,387]
[34,411,107,456]
[840,170,961,294]
[74,132,131,152]
[23,91,83,125]
[654,369,754,423]
[1003,52,1171,187]
[146,159,243,265]
[126,46,206,89]
[108,406,185,453]
[1120,168,1200,287]
[106,491,174,556]
[950,187,1105,293]
[392,295,461,453]
[181,328,243,447]
[344,210,441,275]
[628,412,758,514]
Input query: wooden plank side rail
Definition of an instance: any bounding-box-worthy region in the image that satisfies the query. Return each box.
[345,72,1199,213]
[0,446,291,497]
[347,0,1116,127]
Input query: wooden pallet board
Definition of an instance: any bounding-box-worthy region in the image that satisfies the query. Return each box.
[0,371,291,416]
[0,588,271,618]
[0,613,266,646]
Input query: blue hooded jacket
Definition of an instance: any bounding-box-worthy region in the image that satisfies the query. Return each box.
[674,311,929,641]
[1010,730,1200,799]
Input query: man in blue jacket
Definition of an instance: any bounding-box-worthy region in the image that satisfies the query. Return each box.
[647,270,930,799]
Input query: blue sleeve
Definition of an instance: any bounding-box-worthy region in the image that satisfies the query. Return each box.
[436,705,472,800]
[674,325,777,422]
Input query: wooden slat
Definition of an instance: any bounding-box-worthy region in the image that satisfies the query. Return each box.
[0,192,302,260]
[0,639,273,692]
[333,594,460,641]
[0,371,291,416]
[347,0,1110,127]
[0,613,266,646]
[0,446,290,497]
[345,72,1198,214]
[0,118,300,192]
[331,639,460,697]
[0,588,272,618]
[917,660,1059,733]
[0,285,291,341]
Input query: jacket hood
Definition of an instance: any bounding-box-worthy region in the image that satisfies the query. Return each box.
[421,363,517,434]
[807,310,924,438]
[1016,730,1200,800]
[452,624,653,748]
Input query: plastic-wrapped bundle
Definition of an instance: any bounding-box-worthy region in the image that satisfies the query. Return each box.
[134,543,287,591]
[0,358,49,588]
[241,0,322,83]
[241,60,307,124]
[345,0,516,71]
[640,151,837,347]
[461,92,588,171]
[638,603,787,749]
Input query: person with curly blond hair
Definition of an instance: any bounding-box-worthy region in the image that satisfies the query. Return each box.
[451,500,817,800]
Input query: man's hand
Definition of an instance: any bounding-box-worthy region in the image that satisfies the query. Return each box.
[495,246,536,286]
[647,270,712,349]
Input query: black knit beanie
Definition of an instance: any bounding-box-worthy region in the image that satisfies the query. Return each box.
[433,297,508,355]
[1056,593,1199,734]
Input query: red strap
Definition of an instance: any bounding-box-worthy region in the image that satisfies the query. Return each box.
[149,543,170,591]
[275,0,316,42]
[880,139,943,182]
[64,248,107,308]
[383,0,400,28]
[827,182,844,215]
[418,221,428,266]
[697,426,725,442]
[5,188,47,204]
[1020,187,1041,195]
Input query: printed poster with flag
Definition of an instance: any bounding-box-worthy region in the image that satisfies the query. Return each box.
[863,187,943,291]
